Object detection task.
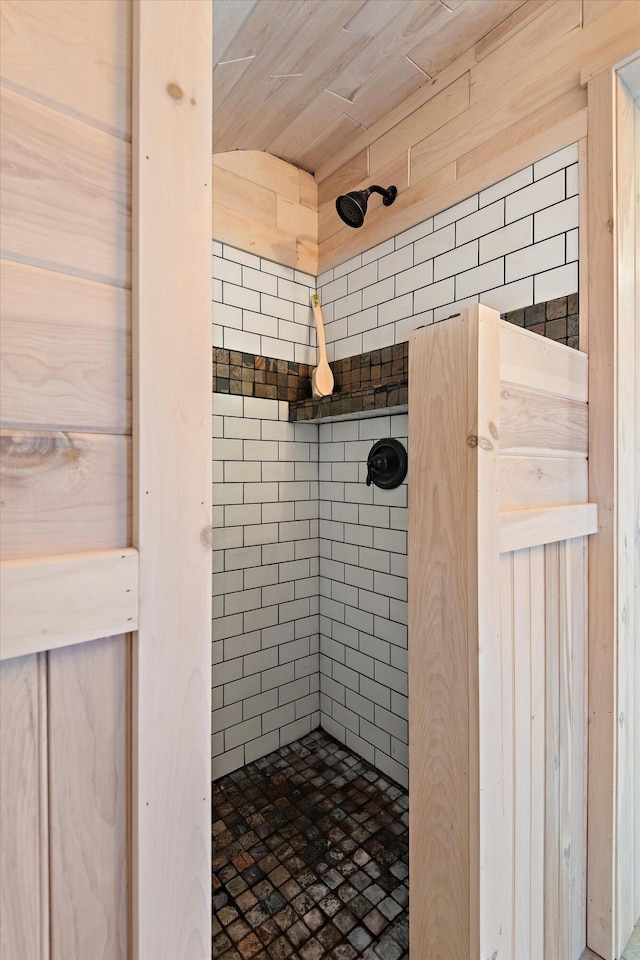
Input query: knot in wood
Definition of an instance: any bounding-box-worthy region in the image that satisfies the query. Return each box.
[166,82,184,100]
[467,435,478,447]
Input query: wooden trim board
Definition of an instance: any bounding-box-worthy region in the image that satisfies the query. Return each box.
[131,2,212,957]
[0,548,138,661]
[500,504,598,553]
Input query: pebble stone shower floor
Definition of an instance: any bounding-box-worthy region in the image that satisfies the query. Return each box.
[212,730,409,960]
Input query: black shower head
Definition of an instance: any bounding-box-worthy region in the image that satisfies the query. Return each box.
[335,184,397,228]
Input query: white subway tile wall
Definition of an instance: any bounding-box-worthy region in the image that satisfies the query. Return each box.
[317,144,580,361]
[212,394,321,779]
[212,142,581,784]
[318,415,410,788]
[212,243,316,365]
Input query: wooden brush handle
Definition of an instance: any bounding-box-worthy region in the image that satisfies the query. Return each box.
[311,299,328,363]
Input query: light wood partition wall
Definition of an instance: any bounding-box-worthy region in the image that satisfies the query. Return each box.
[317,0,640,271]
[0,3,133,955]
[213,150,318,274]
[0,1,212,957]
[586,60,640,960]
[408,306,596,960]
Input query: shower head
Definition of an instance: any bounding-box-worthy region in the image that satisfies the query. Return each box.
[335,184,397,228]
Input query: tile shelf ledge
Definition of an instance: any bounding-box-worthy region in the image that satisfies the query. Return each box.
[289,380,408,423]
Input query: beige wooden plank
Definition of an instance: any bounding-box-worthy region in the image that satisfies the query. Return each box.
[586,69,616,960]
[213,201,316,274]
[48,634,128,959]
[545,541,561,960]
[513,548,532,958]
[500,504,598,553]
[213,2,369,154]
[469,0,581,103]
[276,196,317,244]
[213,164,277,229]
[0,430,130,561]
[408,0,523,77]
[212,0,293,116]
[570,536,588,960]
[0,549,138,661]
[613,73,639,959]
[455,85,587,184]
[132,2,212,956]
[558,539,574,959]
[314,46,477,183]
[213,0,259,65]
[474,0,559,62]
[292,112,363,177]
[0,260,131,434]
[500,456,588,510]
[0,87,130,288]
[529,543,546,959]
[298,169,317,210]
[0,0,131,138]
[582,0,625,27]
[408,312,479,959]
[499,321,588,401]
[0,653,48,960]
[474,307,508,960]
[500,385,588,458]
[213,150,300,204]
[369,73,470,174]
[498,551,516,960]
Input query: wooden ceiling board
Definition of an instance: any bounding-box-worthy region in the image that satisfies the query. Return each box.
[213,0,259,65]
[213,0,295,112]
[213,0,368,153]
[407,0,526,77]
[212,0,564,176]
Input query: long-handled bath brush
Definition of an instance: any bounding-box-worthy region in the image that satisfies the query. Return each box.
[310,293,334,398]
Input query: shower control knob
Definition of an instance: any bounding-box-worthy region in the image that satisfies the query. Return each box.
[365,439,408,490]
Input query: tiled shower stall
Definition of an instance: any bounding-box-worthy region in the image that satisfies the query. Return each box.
[211,143,581,958]
[212,141,580,785]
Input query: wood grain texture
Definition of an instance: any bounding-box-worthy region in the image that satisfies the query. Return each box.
[499,385,588,458]
[48,635,128,960]
[499,321,588,401]
[132,2,212,956]
[500,504,598,553]
[212,151,318,273]
[0,260,131,434]
[0,430,130,561]
[0,0,132,138]
[499,455,588,510]
[0,87,130,287]
[0,549,138,661]
[586,69,616,960]
[408,314,476,959]
[317,0,639,271]
[0,653,48,960]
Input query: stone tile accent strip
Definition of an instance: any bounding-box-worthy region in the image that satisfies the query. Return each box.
[213,349,311,403]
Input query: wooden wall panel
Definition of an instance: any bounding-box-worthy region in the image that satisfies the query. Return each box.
[0,0,132,138]
[0,654,48,960]
[48,636,128,960]
[317,0,640,271]
[133,2,212,955]
[0,431,130,561]
[213,150,318,274]
[0,87,130,287]
[0,261,131,434]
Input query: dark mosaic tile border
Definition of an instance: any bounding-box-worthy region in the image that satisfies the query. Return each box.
[502,293,579,349]
[213,297,579,421]
[213,349,311,403]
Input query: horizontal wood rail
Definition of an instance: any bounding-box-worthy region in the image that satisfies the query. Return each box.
[0,547,138,660]
[500,503,598,553]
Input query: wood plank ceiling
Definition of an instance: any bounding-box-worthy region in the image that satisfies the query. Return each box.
[213,0,531,175]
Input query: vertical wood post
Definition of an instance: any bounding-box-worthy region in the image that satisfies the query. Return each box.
[131,2,212,956]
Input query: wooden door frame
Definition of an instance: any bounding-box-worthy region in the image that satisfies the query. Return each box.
[586,55,640,960]
[131,2,212,956]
